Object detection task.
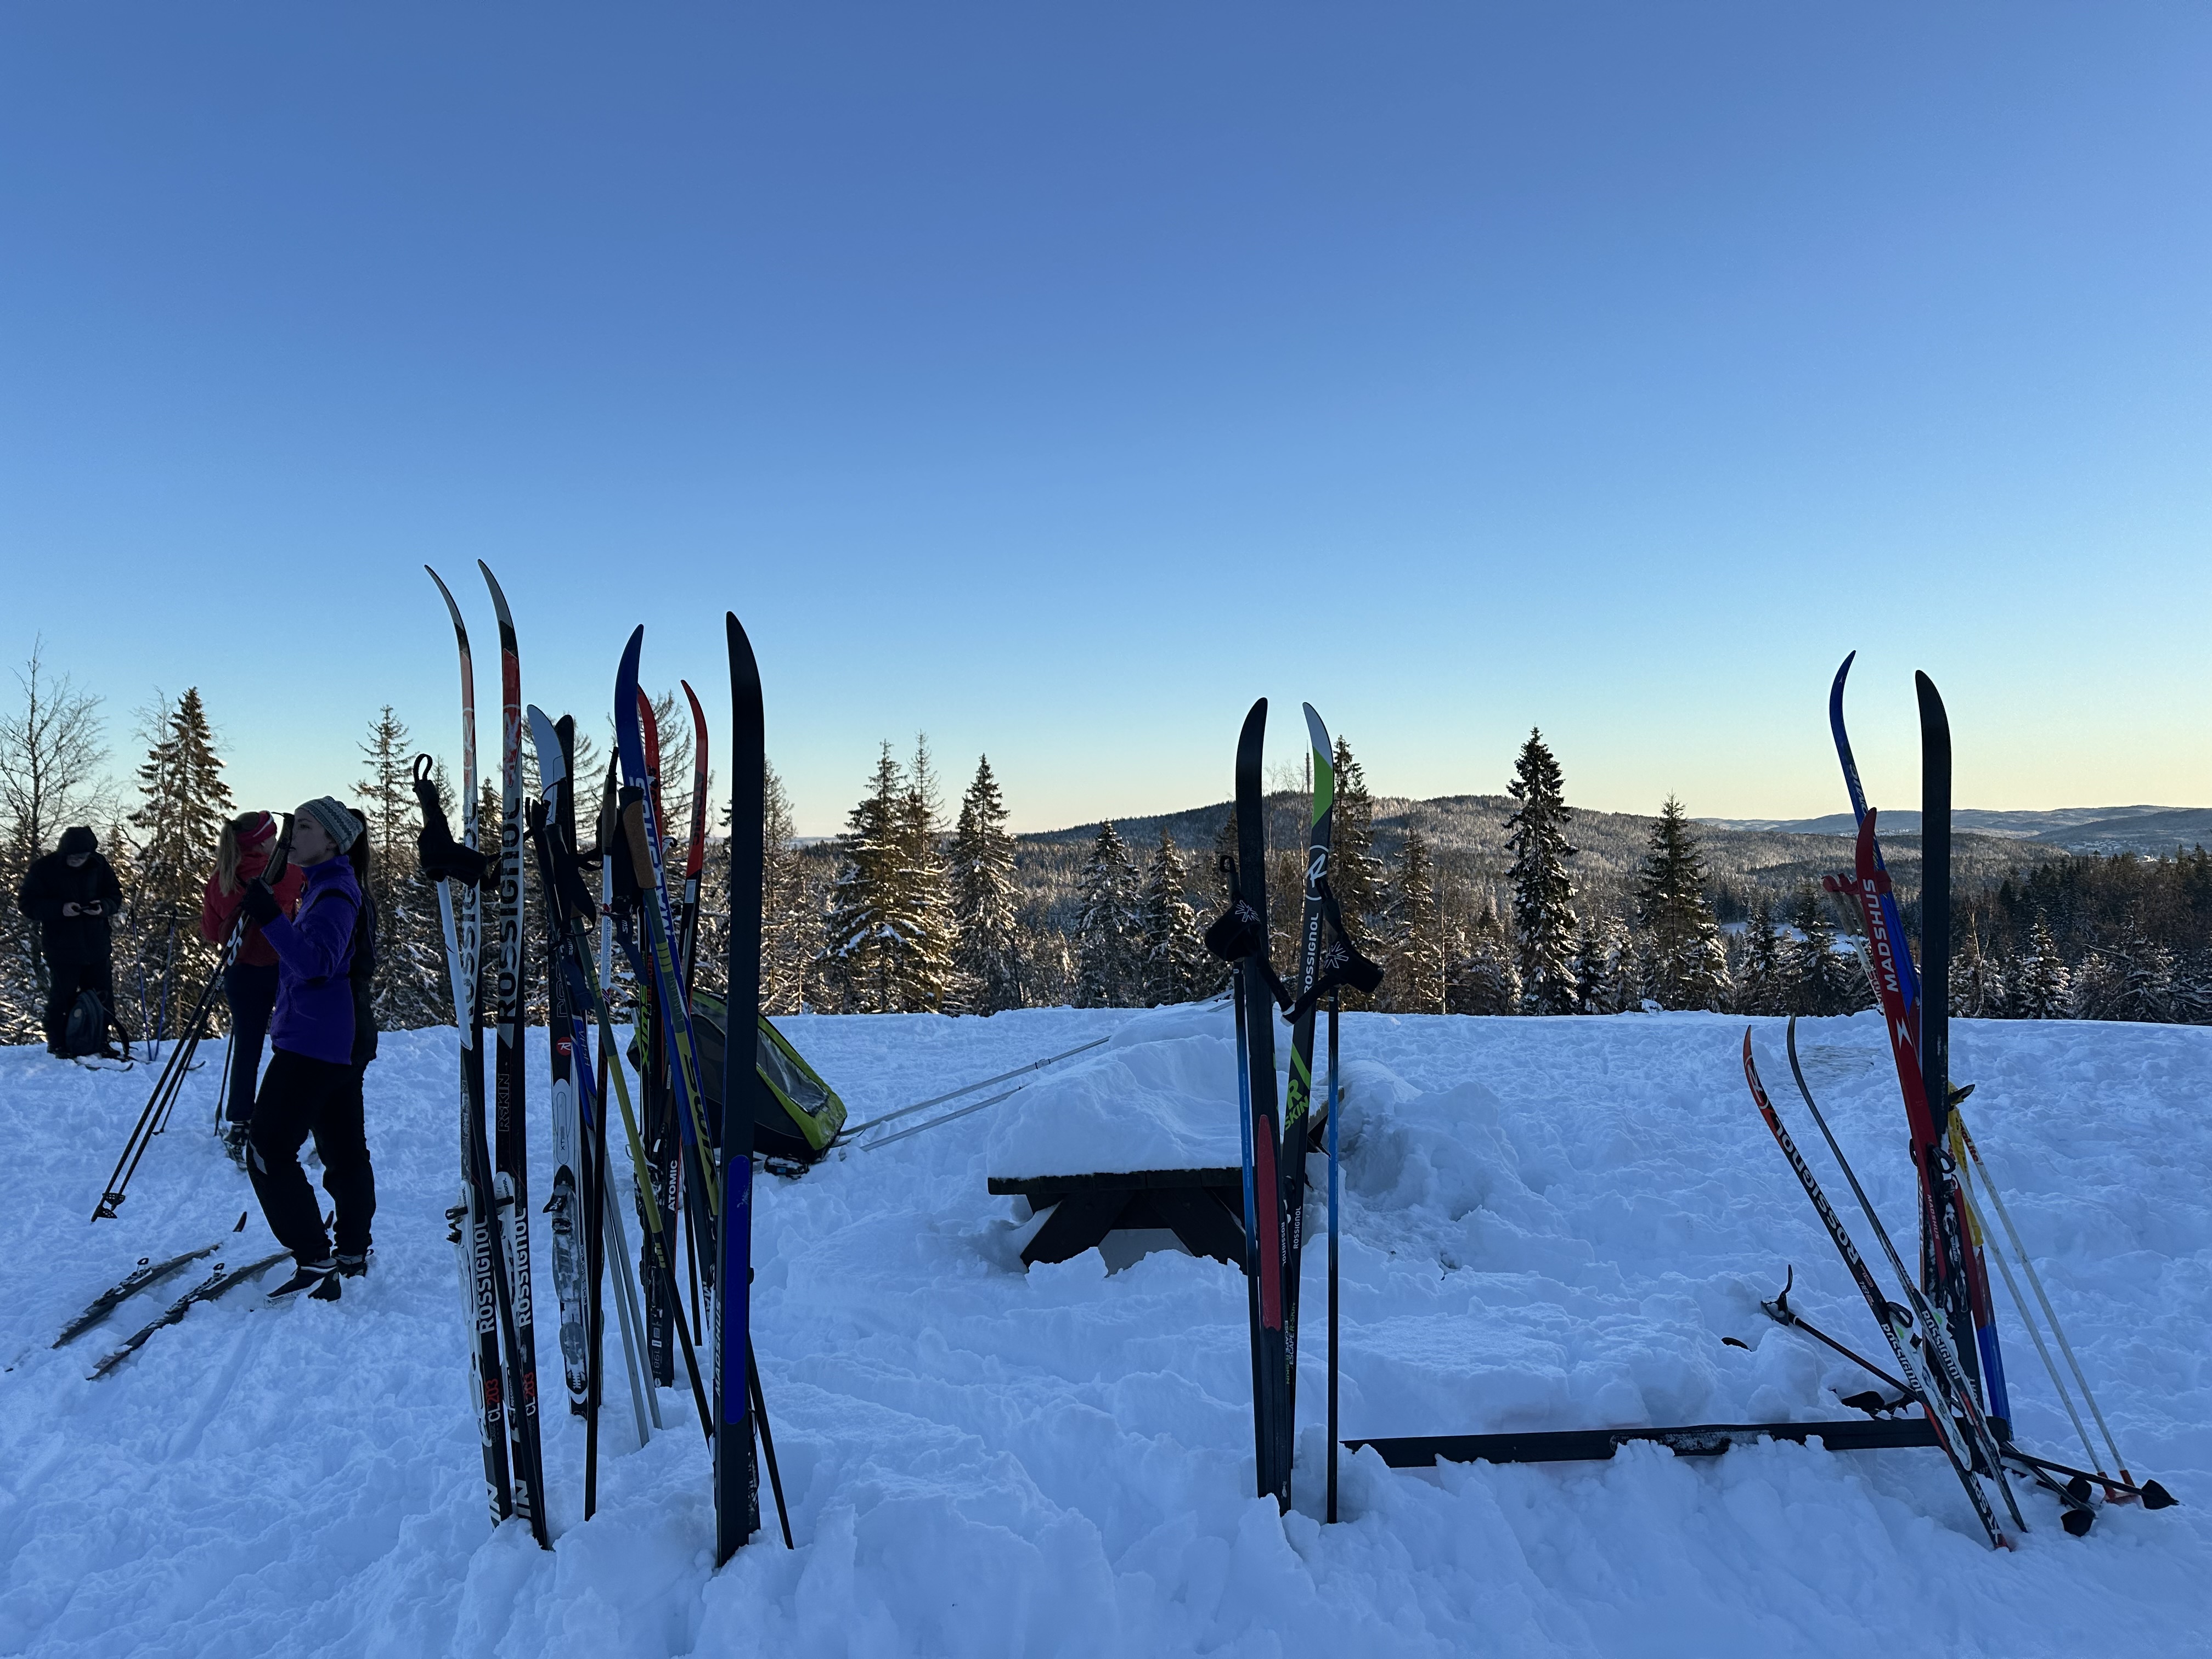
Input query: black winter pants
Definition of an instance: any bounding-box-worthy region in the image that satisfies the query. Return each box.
[42,957,114,1047]
[249,1048,376,1262]
[221,962,279,1125]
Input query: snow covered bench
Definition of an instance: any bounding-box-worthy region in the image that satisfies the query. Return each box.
[989,1166,1246,1268]
[984,1002,1252,1271]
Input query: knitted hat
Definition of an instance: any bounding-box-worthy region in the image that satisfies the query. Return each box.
[296,797,361,854]
[58,826,96,857]
[237,811,276,848]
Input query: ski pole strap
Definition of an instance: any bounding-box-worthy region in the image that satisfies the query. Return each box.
[411,754,490,887]
[1285,881,1384,1026]
[523,803,599,924]
[1203,857,1291,1009]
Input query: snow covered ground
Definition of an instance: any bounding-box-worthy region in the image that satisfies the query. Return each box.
[1,1009,2205,1657]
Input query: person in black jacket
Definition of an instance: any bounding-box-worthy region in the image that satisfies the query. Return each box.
[16,826,124,1057]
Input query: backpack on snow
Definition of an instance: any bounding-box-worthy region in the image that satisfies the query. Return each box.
[688,990,847,1164]
[61,988,124,1060]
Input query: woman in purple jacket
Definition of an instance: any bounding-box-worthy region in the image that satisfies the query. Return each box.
[240,796,377,1301]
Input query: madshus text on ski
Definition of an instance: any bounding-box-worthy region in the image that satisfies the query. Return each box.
[1226,664,2172,1545]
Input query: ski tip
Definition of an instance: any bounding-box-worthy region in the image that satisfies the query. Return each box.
[478,560,515,625]
[1914,670,1948,729]
[426,566,466,627]
[1302,702,1330,755]
[727,610,761,684]
[527,706,566,794]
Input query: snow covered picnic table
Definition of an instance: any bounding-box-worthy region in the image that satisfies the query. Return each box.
[989,1166,1248,1267]
[979,1001,1256,1267]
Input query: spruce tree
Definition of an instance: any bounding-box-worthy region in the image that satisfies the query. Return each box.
[1734,901,1786,1016]
[1329,736,1388,952]
[1571,917,1613,1014]
[125,688,233,1037]
[817,744,904,1013]
[758,760,813,1015]
[2011,914,2069,1019]
[1137,827,1209,1006]
[1504,728,1577,1015]
[2094,921,2175,1022]
[355,706,451,1029]
[1449,901,1520,1015]
[1074,820,1143,1007]
[950,755,1025,1014]
[1952,926,2006,1019]
[890,736,957,1011]
[1784,887,1865,1016]
[1024,923,1077,1008]
[1380,829,1448,1013]
[1634,798,1730,1011]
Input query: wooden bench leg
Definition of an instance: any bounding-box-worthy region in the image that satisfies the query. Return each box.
[1022,1189,1132,1267]
[1152,1186,1248,1267]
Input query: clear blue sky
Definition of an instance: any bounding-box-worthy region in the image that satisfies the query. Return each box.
[3,3,2205,837]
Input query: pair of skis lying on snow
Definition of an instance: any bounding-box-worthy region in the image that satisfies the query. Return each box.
[50,1209,324,1381]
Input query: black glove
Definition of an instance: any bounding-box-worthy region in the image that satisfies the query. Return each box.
[413,760,490,887]
[241,878,281,927]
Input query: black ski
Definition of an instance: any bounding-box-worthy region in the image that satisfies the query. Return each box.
[54,1240,222,1347]
[718,611,766,1561]
[545,710,590,1417]
[87,1250,290,1379]
[1916,670,2012,1433]
[1206,699,1291,1508]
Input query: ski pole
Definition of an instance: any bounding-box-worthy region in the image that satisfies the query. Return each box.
[579,949,714,1440]
[839,1037,1110,1139]
[1759,1266,1909,1395]
[862,1083,1029,1150]
[748,1335,794,1548]
[1950,1108,2135,1487]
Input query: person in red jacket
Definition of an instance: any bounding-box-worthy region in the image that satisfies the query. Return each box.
[202,811,304,1160]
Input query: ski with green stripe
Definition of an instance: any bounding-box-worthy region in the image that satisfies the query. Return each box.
[1279,703,1335,1426]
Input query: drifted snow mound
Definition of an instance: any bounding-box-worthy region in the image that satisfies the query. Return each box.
[985,999,1245,1175]
[983,999,1421,1178]
[1,1008,2205,1658]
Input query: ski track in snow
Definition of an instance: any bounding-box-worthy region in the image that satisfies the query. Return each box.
[0,1010,2205,1657]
